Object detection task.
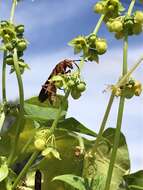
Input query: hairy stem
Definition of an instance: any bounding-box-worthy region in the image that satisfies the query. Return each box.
[2,51,7,103]
[12,151,39,189]
[93,14,105,35]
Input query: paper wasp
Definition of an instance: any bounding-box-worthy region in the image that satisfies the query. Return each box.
[38,59,79,103]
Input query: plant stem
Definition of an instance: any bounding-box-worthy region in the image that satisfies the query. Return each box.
[104,1,136,189]
[12,151,39,190]
[104,96,125,190]
[10,0,17,23]
[2,51,7,103]
[8,48,25,166]
[50,91,70,133]
[127,0,136,16]
[93,14,105,35]
[92,93,115,153]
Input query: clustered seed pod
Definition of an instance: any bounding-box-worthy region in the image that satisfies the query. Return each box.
[112,79,142,99]
[93,0,125,21]
[0,20,28,74]
[69,34,107,63]
[106,10,143,39]
[34,129,51,151]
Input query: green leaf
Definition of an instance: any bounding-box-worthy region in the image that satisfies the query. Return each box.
[53,174,86,190]
[124,170,143,190]
[0,156,9,182]
[42,147,61,160]
[25,95,68,111]
[57,117,97,137]
[82,128,130,190]
[24,103,66,121]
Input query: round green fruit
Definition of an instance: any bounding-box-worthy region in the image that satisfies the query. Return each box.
[71,89,81,99]
[77,82,86,92]
[17,40,27,51]
[134,11,143,24]
[133,23,142,35]
[112,20,123,32]
[5,43,13,51]
[96,40,107,55]
[16,25,24,33]
[93,2,105,14]
[5,56,14,65]
[55,81,63,88]
[67,80,75,88]
[34,139,46,151]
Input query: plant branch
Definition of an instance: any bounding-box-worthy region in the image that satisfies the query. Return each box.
[8,48,25,166]
[12,151,39,189]
[2,51,7,103]
[10,0,17,23]
[92,93,115,153]
[104,1,136,189]
[93,14,105,35]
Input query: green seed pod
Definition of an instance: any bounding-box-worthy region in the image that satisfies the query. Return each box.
[4,34,10,41]
[67,80,75,88]
[93,2,105,14]
[34,139,46,151]
[106,21,114,32]
[5,56,14,65]
[77,82,86,92]
[17,40,27,51]
[122,88,134,99]
[107,5,114,12]
[71,89,81,99]
[96,39,107,55]
[112,20,123,32]
[134,88,142,96]
[110,0,119,6]
[134,11,143,24]
[5,43,13,51]
[115,31,124,39]
[16,25,24,34]
[133,23,142,35]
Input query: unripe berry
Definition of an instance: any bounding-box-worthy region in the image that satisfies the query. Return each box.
[77,82,86,92]
[17,40,27,51]
[93,2,105,14]
[16,25,24,34]
[133,23,142,35]
[112,20,123,32]
[71,89,81,99]
[134,11,143,24]
[34,139,46,151]
[55,81,63,88]
[67,80,75,88]
[96,39,107,55]
[5,56,14,65]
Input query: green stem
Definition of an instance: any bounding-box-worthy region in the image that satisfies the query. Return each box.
[50,91,70,133]
[10,0,17,23]
[127,0,136,16]
[92,93,115,153]
[104,1,136,189]
[12,151,39,190]
[2,51,7,103]
[93,14,105,35]
[104,97,125,190]
[8,48,25,166]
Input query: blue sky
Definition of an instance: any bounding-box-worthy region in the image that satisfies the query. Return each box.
[0,0,143,172]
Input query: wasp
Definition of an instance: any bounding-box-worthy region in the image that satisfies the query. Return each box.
[38,59,79,103]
